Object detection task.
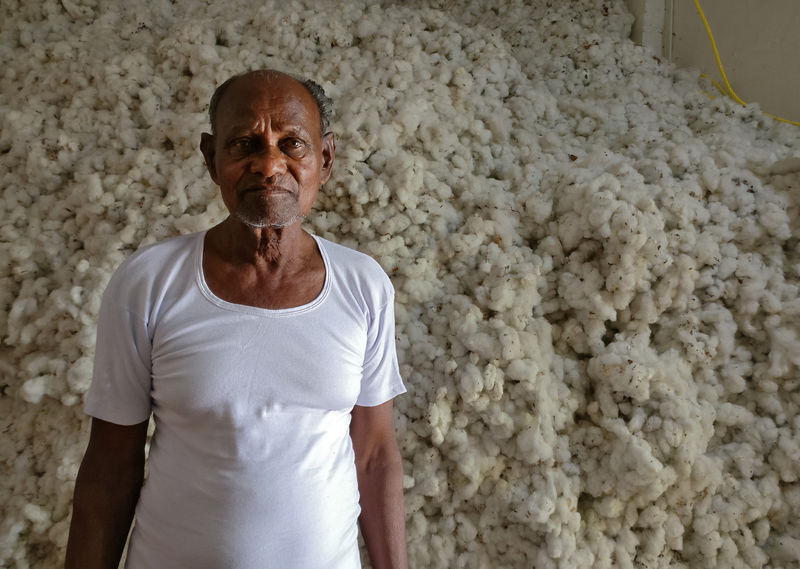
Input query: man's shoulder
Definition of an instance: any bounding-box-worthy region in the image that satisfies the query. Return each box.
[126,231,202,263]
[115,231,202,274]
[105,231,203,298]
[316,236,389,281]
[314,236,395,307]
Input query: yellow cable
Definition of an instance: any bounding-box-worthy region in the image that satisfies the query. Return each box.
[693,0,745,105]
[699,74,727,99]
[710,79,726,98]
[693,0,800,127]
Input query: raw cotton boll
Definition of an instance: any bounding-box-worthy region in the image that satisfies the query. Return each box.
[65,357,93,395]
[515,424,554,466]
[427,397,453,446]
[585,190,615,230]
[757,199,792,240]
[404,320,442,368]
[493,322,525,362]
[768,535,800,566]
[311,210,345,234]
[765,324,800,381]
[415,194,461,238]
[505,357,545,388]
[734,253,772,316]
[517,187,553,228]
[555,317,591,356]
[363,235,407,274]
[20,376,50,404]
[587,340,656,403]
[394,96,432,136]
[22,503,51,534]
[714,402,755,428]
[456,362,484,404]
[558,267,616,322]
[442,232,485,267]
[386,151,423,211]
[473,249,531,313]
[770,432,800,483]
[397,257,440,304]
[376,211,412,236]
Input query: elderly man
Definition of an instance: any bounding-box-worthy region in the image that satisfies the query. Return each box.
[65,70,408,569]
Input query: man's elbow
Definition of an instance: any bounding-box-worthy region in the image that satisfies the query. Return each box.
[355,441,403,478]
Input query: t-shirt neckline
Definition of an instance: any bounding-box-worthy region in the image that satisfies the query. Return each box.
[195,231,331,317]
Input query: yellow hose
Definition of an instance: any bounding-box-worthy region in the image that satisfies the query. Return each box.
[693,0,800,127]
[699,73,727,100]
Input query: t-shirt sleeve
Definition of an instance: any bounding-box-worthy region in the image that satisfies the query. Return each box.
[84,275,153,425]
[356,293,406,407]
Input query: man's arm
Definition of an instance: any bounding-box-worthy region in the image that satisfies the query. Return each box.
[65,417,149,569]
[351,400,408,569]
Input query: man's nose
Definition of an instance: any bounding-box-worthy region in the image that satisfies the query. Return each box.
[250,144,286,178]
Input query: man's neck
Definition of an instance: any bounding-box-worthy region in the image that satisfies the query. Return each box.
[202,216,325,310]
[209,217,309,267]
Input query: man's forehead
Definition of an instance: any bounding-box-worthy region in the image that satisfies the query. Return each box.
[216,73,319,129]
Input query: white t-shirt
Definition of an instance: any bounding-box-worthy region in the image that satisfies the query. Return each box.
[85,231,405,569]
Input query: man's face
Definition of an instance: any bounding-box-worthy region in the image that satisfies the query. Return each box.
[201,73,334,229]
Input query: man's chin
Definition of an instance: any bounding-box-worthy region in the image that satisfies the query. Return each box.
[234,211,306,229]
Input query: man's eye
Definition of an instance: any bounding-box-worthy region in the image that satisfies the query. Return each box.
[232,139,253,151]
[281,138,306,157]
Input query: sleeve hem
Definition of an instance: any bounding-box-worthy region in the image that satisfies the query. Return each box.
[84,402,152,426]
[354,384,407,408]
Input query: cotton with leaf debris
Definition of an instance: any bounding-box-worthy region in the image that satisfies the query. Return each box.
[2,0,800,568]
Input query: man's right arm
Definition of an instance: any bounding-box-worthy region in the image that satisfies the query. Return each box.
[65,417,149,569]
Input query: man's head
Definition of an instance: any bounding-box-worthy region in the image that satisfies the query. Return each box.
[201,70,336,229]
[208,70,334,136]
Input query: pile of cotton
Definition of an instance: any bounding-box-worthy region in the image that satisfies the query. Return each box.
[1,0,799,567]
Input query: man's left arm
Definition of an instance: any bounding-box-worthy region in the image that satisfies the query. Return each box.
[350,400,408,569]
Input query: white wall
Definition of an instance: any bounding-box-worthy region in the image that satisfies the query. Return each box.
[624,0,667,56]
[625,0,800,122]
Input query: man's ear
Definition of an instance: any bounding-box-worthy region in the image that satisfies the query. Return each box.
[319,132,335,185]
[200,132,218,183]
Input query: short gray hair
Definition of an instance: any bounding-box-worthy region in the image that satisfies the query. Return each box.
[208,70,334,135]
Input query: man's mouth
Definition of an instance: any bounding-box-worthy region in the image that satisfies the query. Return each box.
[243,184,292,195]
